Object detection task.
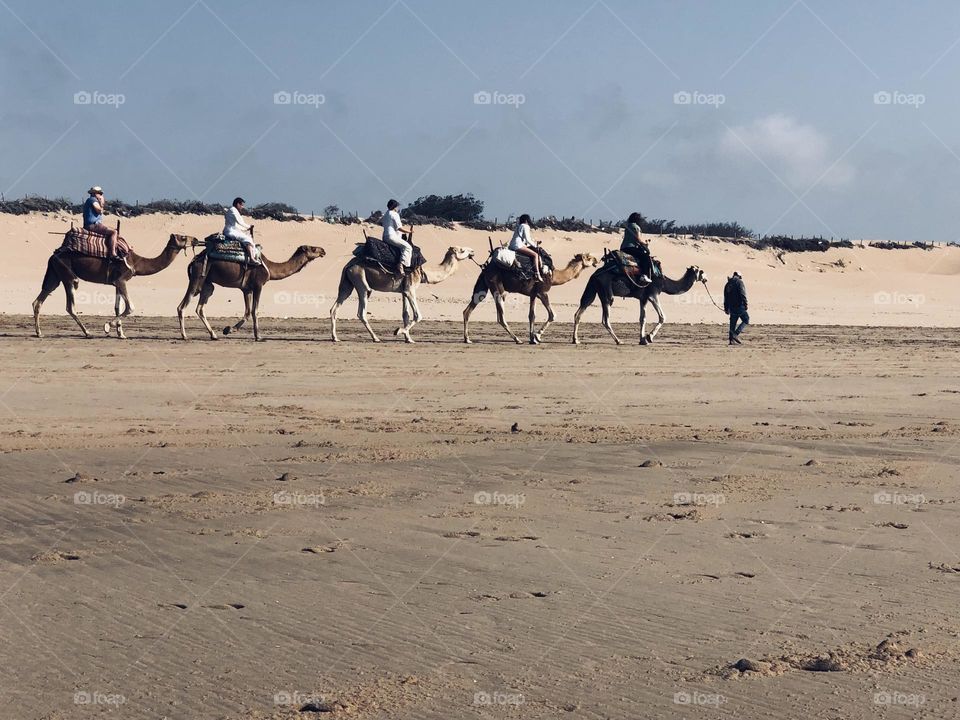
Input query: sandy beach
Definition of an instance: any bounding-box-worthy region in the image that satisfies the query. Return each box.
[1,311,959,718]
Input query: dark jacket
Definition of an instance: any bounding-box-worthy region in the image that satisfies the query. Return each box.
[723,275,747,312]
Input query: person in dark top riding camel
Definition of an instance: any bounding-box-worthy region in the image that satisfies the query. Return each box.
[619,212,653,284]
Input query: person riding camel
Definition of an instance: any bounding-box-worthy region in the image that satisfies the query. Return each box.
[83,186,124,265]
[223,197,260,265]
[382,199,414,275]
[509,214,544,282]
[619,212,653,284]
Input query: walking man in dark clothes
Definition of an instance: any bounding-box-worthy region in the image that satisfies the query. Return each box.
[723,271,749,345]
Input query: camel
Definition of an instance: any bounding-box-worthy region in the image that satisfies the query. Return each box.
[462,252,600,344]
[177,245,326,341]
[572,260,705,345]
[32,233,193,339]
[330,245,475,343]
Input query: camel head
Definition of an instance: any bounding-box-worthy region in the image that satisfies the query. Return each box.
[298,245,327,260]
[169,234,195,252]
[691,266,706,283]
[574,252,600,268]
[446,246,475,262]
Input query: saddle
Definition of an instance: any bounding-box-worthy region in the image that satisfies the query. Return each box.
[353,236,426,275]
[57,227,131,259]
[603,249,661,279]
[489,246,554,281]
[514,246,553,280]
[203,233,259,263]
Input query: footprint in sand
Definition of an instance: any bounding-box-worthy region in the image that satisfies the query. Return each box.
[443,530,480,539]
[202,603,245,610]
[509,590,552,599]
[31,550,82,563]
[644,510,701,522]
[494,535,540,542]
[302,544,340,554]
[726,531,767,539]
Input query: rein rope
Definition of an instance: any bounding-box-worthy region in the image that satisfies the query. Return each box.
[700,277,725,312]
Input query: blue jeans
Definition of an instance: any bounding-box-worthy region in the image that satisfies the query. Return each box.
[729,308,749,338]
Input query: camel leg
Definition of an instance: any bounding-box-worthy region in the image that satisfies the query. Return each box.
[600,298,621,345]
[406,290,423,341]
[111,280,129,339]
[646,295,665,342]
[118,284,134,316]
[572,278,599,345]
[251,286,263,341]
[196,282,219,340]
[63,278,90,338]
[462,298,478,344]
[396,288,422,343]
[528,295,538,344]
[32,259,63,339]
[463,275,488,344]
[329,269,356,343]
[572,303,587,345]
[177,281,199,341]
[355,283,380,342]
[638,300,648,345]
[224,291,252,336]
[494,292,523,344]
[105,288,121,336]
[534,292,555,343]
[177,263,207,340]
[396,294,411,340]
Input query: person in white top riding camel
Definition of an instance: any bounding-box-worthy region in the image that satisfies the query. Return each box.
[223,197,260,265]
[509,214,544,282]
[382,199,414,274]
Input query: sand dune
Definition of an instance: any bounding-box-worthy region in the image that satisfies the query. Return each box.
[3,211,957,336]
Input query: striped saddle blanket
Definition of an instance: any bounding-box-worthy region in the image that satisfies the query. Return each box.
[58,228,131,259]
[203,233,258,263]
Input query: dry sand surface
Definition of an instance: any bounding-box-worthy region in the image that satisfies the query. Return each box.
[3,211,960,330]
[1,317,959,719]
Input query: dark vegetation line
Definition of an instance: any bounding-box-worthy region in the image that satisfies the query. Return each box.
[2,193,939,251]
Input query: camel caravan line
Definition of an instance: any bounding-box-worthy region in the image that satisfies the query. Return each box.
[33,204,707,345]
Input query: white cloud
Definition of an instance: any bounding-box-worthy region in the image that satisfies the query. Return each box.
[721,114,855,189]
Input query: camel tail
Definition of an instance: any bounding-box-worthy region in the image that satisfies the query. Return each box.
[469,273,489,305]
[578,276,599,310]
[35,256,62,300]
[335,265,356,303]
[188,257,207,297]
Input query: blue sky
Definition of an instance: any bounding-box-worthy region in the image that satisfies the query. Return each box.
[2,0,960,240]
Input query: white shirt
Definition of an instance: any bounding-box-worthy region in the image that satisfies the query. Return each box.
[508,223,534,251]
[223,206,251,235]
[382,209,405,243]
